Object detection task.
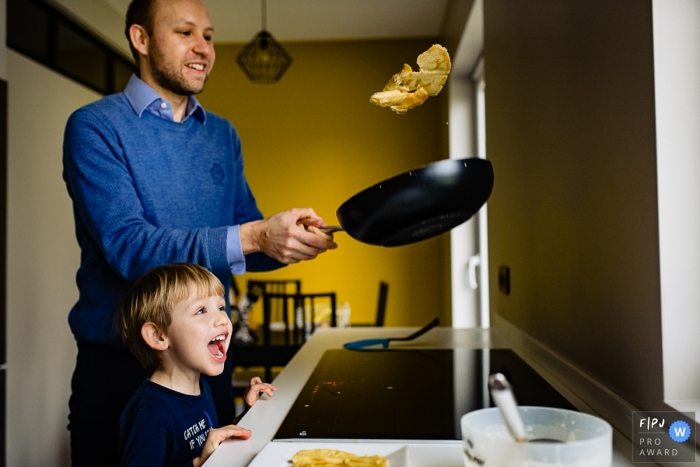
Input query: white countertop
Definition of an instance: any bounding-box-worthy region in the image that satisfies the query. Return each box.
[204,327,636,467]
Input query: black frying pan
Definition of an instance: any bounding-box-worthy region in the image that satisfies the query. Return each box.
[321,158,494,247]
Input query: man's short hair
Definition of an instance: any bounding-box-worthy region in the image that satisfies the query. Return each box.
[118,263,225,374]
[125,0,157,66]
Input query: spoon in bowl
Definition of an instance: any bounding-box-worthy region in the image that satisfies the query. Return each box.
[488,373,564,443]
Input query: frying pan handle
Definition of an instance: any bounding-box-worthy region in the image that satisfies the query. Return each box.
[298,219,342,241]
[298,218,344,233]
[343,338,389,350]
[318,225,344,234]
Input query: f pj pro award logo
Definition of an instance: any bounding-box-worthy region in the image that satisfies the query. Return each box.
[633,411,695,463]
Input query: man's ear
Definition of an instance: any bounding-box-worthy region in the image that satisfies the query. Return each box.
[129,24,150,58]
[141,322,168,351]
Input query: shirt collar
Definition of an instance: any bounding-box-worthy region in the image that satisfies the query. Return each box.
[123,74,207,124]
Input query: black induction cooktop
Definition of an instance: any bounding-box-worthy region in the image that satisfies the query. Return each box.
[274,348,575,441]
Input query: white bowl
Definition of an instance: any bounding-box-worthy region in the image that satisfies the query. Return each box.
[460,406,612,466]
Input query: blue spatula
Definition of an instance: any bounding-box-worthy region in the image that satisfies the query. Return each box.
[343,317,439,350]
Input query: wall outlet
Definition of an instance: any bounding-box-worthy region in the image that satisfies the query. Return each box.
[498,266,511,295]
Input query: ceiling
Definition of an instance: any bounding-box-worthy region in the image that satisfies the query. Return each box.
[103,0,451,43]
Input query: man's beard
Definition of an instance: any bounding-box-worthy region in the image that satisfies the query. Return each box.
[148,43,208,96]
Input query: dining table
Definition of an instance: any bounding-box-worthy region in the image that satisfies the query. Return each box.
[205,326,637,467]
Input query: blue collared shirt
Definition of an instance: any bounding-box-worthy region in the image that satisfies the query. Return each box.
[123,74,207,124]
[123,74,246,275]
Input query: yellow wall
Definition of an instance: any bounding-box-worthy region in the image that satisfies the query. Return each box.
[199,39,451,327]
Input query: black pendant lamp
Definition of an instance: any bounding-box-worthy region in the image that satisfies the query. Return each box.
[237,0,292,84]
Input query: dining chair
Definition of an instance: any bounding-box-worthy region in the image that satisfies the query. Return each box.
[230,279,302,406]
[375,281,389,327]
[352,280,389,327]
[247,279,301,296]
[231,286,337,405]
[259,291,337,381]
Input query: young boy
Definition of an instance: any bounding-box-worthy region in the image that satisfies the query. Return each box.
[118,263,276,467]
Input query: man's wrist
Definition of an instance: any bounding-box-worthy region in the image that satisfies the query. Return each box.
[239,220,262,255]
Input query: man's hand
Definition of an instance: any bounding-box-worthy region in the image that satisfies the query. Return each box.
[244,376,277,407]
[304,225,335,242]
[192,425,251,467]
[240,208,338,264]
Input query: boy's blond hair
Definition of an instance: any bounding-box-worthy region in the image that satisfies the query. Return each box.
[119,263,225,373]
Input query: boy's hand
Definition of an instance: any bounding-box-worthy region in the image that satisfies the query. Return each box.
[244,376,277,407]
[192,425,251,467]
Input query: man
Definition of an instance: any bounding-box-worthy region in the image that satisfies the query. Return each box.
[62,0,336,464]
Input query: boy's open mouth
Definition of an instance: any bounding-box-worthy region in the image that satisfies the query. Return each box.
[208,334,227,360]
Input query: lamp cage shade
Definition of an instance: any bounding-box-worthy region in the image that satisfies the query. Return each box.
[237,31,292,84]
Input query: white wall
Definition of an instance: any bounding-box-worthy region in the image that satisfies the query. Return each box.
[449,0,482,329]
[7,50,100,467]
[652,0,700,409]
[449,80,478,329]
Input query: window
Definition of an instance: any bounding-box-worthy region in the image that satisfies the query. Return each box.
[7,0,136,95]
[652,0,700,413]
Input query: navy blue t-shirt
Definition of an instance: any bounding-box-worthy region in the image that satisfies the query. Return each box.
[118,378,219,467]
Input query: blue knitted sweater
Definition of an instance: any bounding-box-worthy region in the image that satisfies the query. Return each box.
[63,93,281,346]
